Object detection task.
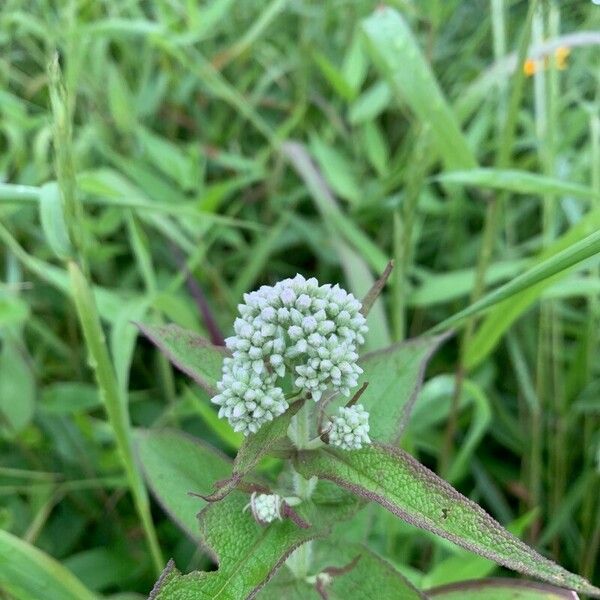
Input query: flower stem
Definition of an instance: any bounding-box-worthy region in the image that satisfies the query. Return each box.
[286,401,313,578]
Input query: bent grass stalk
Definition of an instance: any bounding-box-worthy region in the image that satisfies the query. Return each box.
[48,56,163,574]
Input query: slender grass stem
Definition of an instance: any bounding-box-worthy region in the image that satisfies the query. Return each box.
[47,55,163,575]
[443,0,540,473]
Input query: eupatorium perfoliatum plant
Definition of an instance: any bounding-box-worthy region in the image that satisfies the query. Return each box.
[136,271,600,600]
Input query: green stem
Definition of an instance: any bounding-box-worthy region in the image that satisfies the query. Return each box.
[286,402,313,579]
[68,262,163,574]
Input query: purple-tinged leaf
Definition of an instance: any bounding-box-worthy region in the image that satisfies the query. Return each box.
[148,492,322,600]
[202,400,304,502]
[136,429,231,540]
[136,322,228,395]
[426,577,580,599]
[294,445,600,598]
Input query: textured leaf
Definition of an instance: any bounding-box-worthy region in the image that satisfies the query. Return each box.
[203,401,303,502]
[426,578,580,599]
[362,7,477,170]
[0,529,97,600]
[136,322,227,394]
[294,445,600,597]
[327,544,426,600]
[260,542,425,600]
[136,429,231,539]
[351,333,451,443]
[148,492,319,600]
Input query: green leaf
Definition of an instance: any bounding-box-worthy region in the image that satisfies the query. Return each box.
[327,544,426,599]
[39,181,73,260]
[312,51,355,101]
[348,81,392,124]
[433,229,600,338]
[294,445,600,597]
[148,492,318,600]
[203,401,303,502]
[0,529,97,600]
[437,168,599,202]
[352,333,451,444]
[136,429,231,539]
[362,7,477,170]
[0,296,29,327]
[0,337,35,437]
[426,578,580,599]
[136,322,227,395]
[310,136,361,204]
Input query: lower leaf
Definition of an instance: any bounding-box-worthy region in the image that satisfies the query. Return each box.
[294,445,600,598]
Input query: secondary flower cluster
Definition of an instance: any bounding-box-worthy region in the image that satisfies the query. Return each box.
[212,275,368,436]
[328,404,371,450]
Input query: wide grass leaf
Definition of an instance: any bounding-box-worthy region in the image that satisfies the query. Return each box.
[294,445,600,597]
[362,7,477,170]
[437,169,599,202]
[136,322,227,394]
[136,429,231,539]
[0,529,97,600]
[426,578,580,599]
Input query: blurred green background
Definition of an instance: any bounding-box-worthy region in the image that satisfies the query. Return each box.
[0,0,599,597]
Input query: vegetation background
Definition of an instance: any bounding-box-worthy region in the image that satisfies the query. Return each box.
[0,0,599,597]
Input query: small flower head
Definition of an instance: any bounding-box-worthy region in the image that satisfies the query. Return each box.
[244,492,283,524]
[327,404,371,450]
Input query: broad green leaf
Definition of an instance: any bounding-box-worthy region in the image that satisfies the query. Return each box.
[353,333,451,443]
[0,337,35,437]
[294,446,600,597]
[362,7,477,170]
[136,429,231,539]
[260,542,425,599]
[437,169,599,202]
[426,578,579,599]
[148,492,317,600]
[39,181,73,260]
[422,511,539,588]
[136,322,227,394]
[202,401,303,502]
[0,529,97,600]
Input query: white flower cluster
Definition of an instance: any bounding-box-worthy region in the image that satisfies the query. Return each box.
[328,404,371,450]
[212,274,368,435]
[245,492,283,524]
